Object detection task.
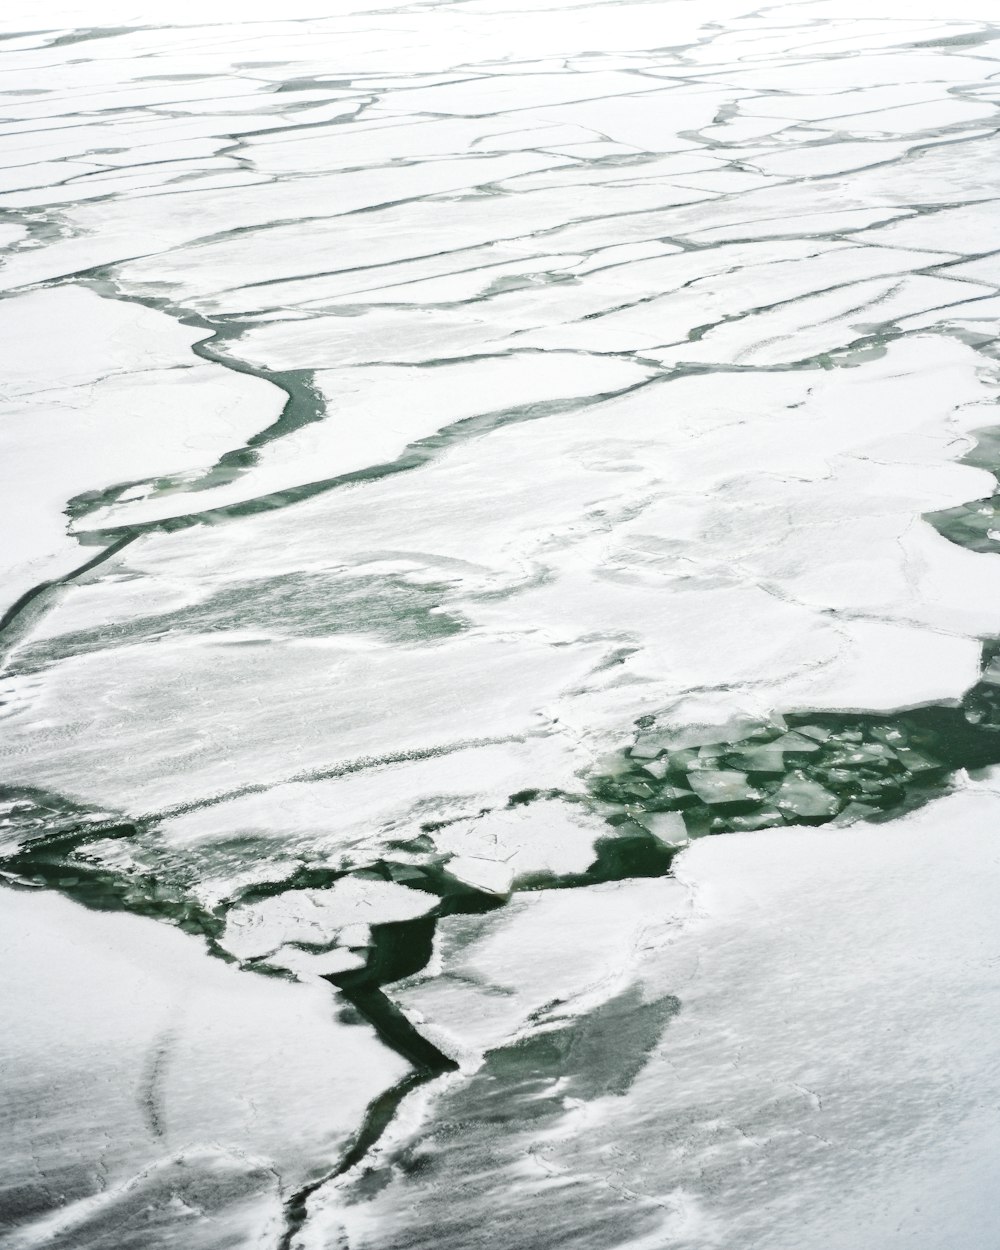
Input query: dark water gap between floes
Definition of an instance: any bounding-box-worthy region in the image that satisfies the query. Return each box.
[65,273,332,514]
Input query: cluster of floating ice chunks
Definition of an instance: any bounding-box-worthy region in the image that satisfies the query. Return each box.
[593,717,948,840]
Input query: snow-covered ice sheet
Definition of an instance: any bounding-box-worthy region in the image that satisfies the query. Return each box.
[3,1,1000,1247]
[0,887,407,1249]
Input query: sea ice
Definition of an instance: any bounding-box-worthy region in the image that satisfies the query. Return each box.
[3,4,1000,1247]
[0,887,407,1248]
[0,287,282,614]
[304,784,1000,1250]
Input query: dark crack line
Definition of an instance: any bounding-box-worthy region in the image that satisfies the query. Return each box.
[275,1069,429,1250]
[0,533,137,662]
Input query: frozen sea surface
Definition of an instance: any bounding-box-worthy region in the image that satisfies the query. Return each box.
[2,1,1000,1247]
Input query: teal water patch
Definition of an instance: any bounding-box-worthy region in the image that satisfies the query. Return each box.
[7,571,467,676]
[926,422,1000,553]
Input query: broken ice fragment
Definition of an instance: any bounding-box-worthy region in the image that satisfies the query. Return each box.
[431,802,602,884]
[823,742,897,766]
[339,923,372,949]
[728,744,787,773]
[446,855,515,897]
[654,785,698,804]
[835,801,883,823]
[979,655,1000,687]
[263,945,368,980]
[687,748,730,772]
[681,805,713,838]
[220,878,436,961]
[385,863,432,884]
[638,810,689,846]
[710,807,784,833]
[620,777,658,799]
[629,734,674,760]
[686,770,763,805]
[892,746,940,773]
[771,731,823,752]
[773,771,842,819]
[856,775,904,798]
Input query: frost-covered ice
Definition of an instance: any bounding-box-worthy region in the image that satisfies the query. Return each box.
[2,0,1000,1247]
[0,888,407,1249]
